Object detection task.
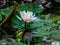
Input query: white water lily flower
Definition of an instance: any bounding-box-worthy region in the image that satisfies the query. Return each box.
[16,11,38,22]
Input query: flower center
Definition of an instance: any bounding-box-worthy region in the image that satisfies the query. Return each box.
[23,18,31,22]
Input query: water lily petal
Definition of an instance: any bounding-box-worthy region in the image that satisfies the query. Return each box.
[31,17,37,21]
[16,15,22,20]
[30,14,36,19]
[27,11,33,19]
[20,11,24,18]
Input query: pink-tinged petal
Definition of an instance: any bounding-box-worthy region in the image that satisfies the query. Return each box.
[23,18,31,22]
